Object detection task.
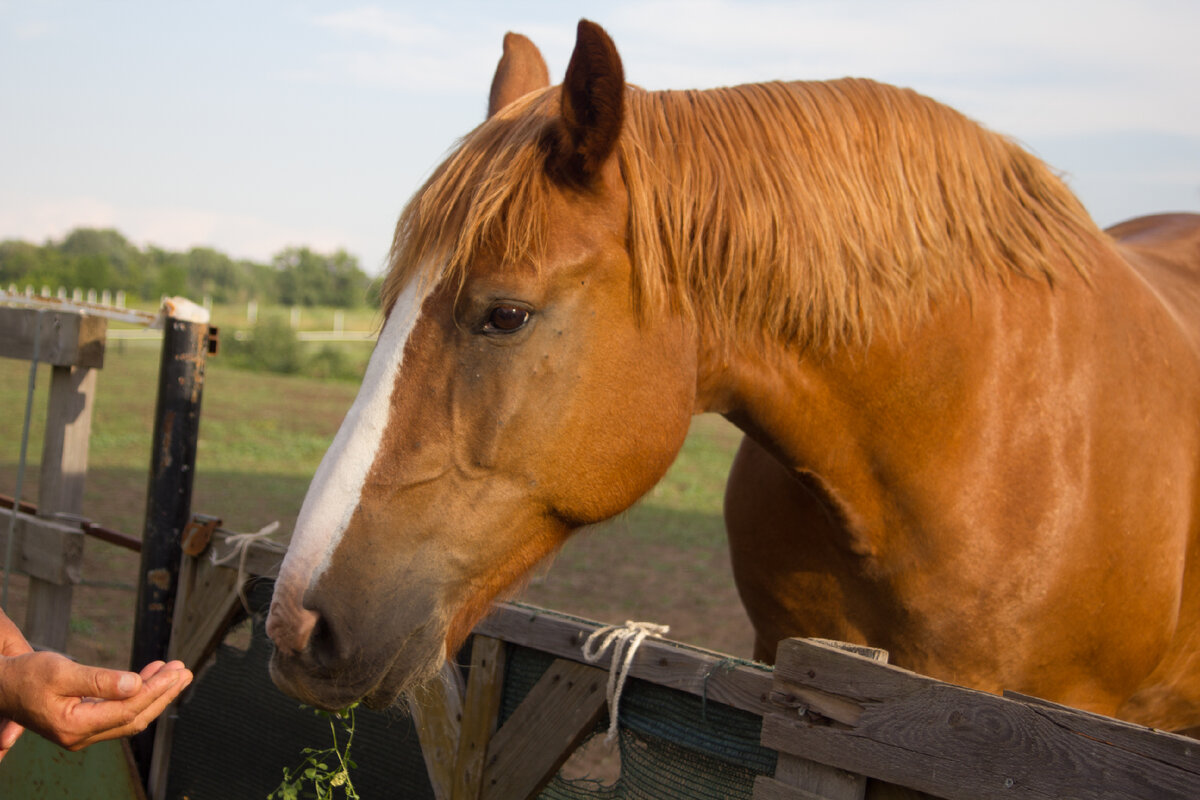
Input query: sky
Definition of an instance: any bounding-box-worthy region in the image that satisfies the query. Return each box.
[2,1,1198,276]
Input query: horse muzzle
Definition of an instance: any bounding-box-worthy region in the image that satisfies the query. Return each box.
[266,591,447,710]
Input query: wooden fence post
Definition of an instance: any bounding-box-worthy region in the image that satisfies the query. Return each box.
[129,300,212,782]
[23,364,97,651]
[0,307,106,651]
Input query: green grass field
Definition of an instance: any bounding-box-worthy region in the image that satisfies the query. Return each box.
[0,327,754,668]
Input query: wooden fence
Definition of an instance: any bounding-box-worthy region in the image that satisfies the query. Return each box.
[155,529,1200,800]
[0,306,107,651]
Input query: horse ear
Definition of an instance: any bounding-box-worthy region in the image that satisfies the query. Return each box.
[488,33,551,119]
[547,19,625,187]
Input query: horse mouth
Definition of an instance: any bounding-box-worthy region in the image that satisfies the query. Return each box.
[267,624,446,712]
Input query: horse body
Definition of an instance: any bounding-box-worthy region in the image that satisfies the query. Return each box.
[266,21,1200,733]
[725,213,1200,727]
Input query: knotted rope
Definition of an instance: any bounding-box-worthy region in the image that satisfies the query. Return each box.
[581,620,670,742]
[210,521,286,612]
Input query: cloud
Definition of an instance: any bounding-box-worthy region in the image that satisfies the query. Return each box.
[314,7,443,46]
[13,20,53,40]
[304,1,1200,137]
[308,6,506,93]
[600,0,1200,137]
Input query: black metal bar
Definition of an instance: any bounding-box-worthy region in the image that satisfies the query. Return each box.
[129,314,211,782]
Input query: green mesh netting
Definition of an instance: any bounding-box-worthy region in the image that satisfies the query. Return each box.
[499,645,776,800]
[164,581,435,799]
[164,580,775,798]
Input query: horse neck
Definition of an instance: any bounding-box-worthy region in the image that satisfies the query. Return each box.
[697,263,1097,546]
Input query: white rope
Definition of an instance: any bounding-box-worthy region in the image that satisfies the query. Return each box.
[581,620,670,742]
[210,521,285,612]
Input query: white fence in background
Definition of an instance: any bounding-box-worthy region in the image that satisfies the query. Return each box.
[6,287,376,343]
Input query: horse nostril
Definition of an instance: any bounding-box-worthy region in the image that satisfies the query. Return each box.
[267,600,321,656]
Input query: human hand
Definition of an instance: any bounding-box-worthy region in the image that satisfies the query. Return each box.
[0,613,192,761]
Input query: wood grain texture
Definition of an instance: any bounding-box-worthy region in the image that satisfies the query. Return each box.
[474,602,775,717]
[12,514,82,585]
[25,364,97,651]
[166,557,242,669]
[0,308,106,368]
[769,754,870,799]
[410,662,465,800]
[763,641,888,800]
[479,658,607,800]
[753,775,836,800]
[763,638,1200,800]
[452,636,507,800]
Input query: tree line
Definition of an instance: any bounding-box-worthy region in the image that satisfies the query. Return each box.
[0,227,379,308]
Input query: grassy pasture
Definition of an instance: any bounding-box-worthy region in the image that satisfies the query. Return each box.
[0,320,753,670]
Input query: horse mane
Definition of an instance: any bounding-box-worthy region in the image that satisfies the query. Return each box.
[383,78,1104,348]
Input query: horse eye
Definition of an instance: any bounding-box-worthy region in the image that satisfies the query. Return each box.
[485,305,530,333]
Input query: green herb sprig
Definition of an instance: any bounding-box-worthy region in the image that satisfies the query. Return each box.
[269,703,360,800]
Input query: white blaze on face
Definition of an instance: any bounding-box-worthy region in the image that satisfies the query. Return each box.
[275,277,434,600]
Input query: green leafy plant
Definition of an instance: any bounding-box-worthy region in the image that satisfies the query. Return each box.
[269,704,360,800]
[225,317,305,375]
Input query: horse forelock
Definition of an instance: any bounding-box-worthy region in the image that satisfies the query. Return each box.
[380,88,560,316]
[381,77,1107,348]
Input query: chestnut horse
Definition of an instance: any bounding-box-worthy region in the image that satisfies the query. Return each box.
[267,21,1200,734]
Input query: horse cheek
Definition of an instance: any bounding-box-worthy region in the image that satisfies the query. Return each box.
[552,315,696,525]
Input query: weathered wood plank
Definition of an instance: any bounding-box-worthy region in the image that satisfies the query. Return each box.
[479,658,607,800]
[754,775,841,800]
[474,602,775,717]
[452,636,507,800]
[166,557,242,669]
[38,365,98,512]
[766,643,889,800]
[0,511,85,585]
[148,546,244,800]
[1002,690,1200,773]
[409,662,465,800]
[25,364,97,651]
[762,638,1200,800]
[0,308,106,367]
[769,757,869,799]
[12,513,83,585]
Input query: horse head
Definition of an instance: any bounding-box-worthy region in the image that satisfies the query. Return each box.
[266,21,698,710]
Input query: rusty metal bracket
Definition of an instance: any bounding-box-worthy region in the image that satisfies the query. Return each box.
[181,514,223,557]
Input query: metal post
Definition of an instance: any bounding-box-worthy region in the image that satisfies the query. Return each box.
[129,303,212,782]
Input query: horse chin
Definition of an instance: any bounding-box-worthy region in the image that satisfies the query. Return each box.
[362,649,447,711]
[268,622,448,712]
[268,652,372,711]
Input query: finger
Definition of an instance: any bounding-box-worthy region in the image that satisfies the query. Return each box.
[0,719,23,750]
[138,660,167,681]
[129,671,192,730]
[0,616,33,658]
[134,659,189,682]
[141,662,191,693]
[60,664,143,701]
[66,669,189,748]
